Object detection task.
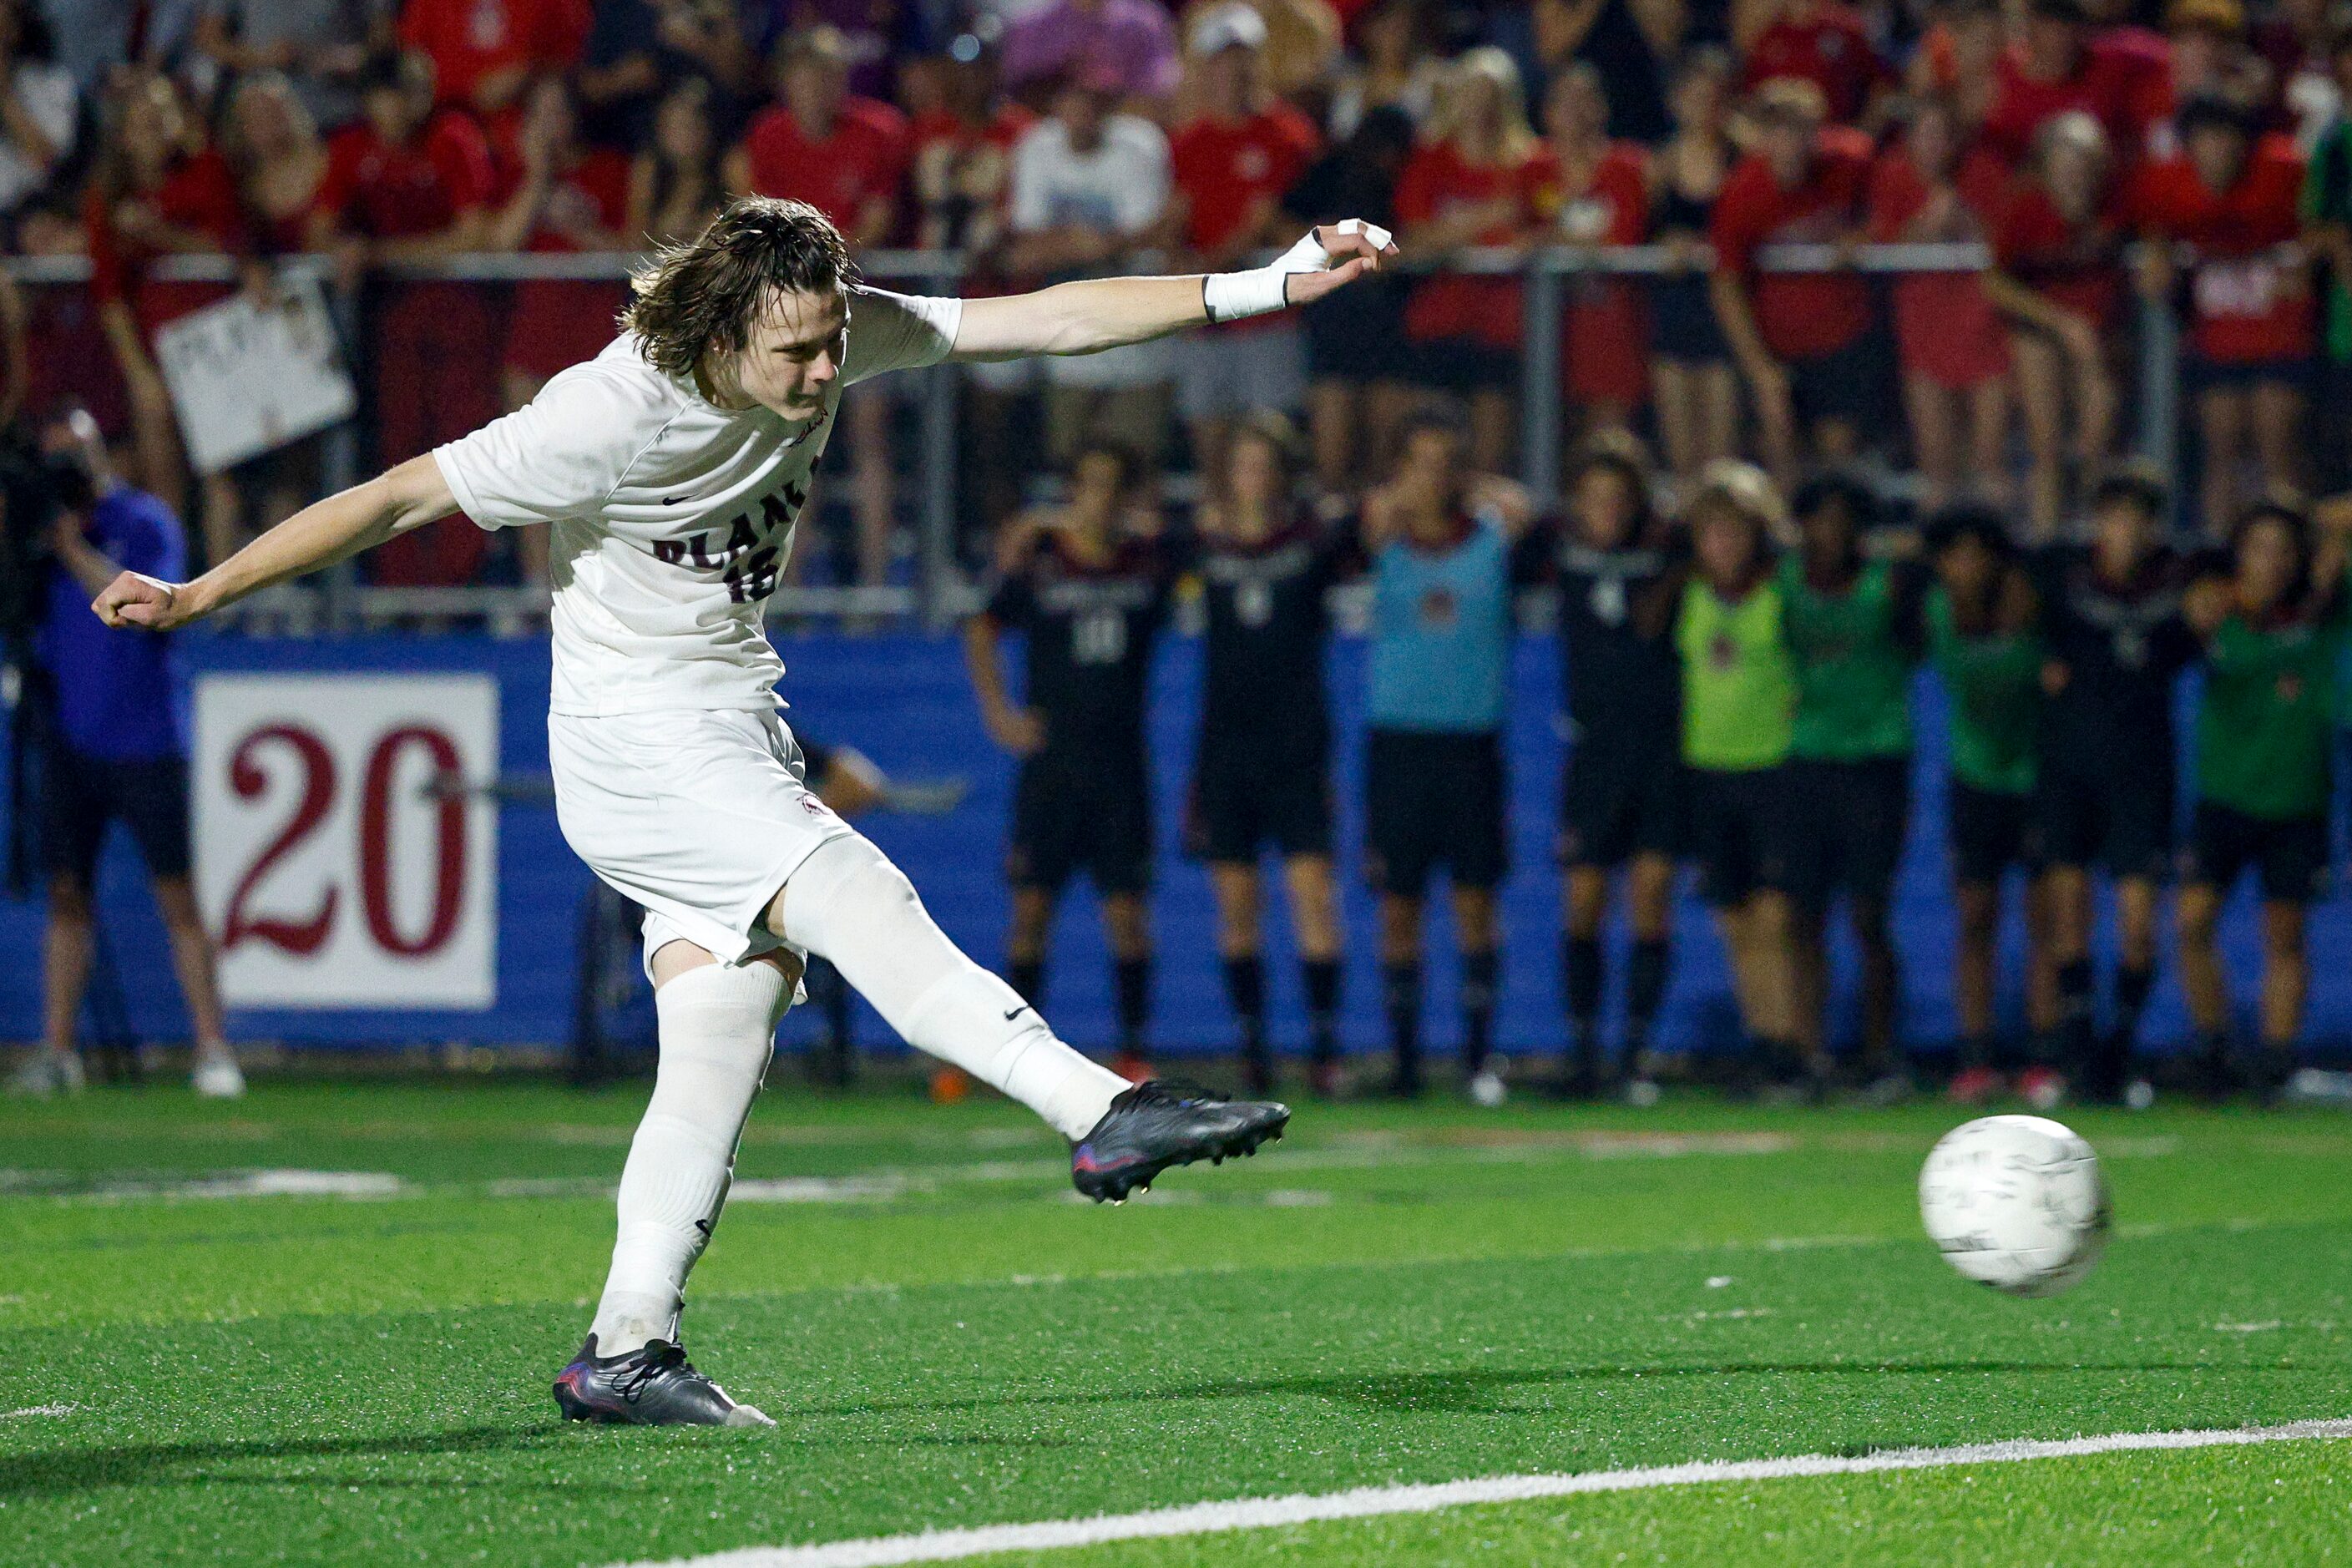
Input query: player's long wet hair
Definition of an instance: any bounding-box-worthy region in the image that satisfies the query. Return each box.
[623,196,855,382]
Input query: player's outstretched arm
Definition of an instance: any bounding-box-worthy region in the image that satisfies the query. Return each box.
[91,453,457,630]
[948,220,1395,362]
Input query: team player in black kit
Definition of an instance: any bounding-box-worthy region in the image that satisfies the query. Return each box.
[1517,435,1686,1098]
[966,443,1173,1076]
[1183,413,1356,1095]
[2031,468,2198,1104]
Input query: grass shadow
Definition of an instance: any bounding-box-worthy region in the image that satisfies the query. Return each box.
[794,1359,2250,1421]
[0,1422,577,1499]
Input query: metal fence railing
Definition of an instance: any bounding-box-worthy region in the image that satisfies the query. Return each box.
[7,242,2181,633]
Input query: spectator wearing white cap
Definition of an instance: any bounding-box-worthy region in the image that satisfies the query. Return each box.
[1163,3,1320,498]
[1178,0,1341,108]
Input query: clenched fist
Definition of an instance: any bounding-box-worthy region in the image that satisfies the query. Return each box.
[91,571,188,630]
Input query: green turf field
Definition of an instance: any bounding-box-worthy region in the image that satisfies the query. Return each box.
[3,1080,2349,1566]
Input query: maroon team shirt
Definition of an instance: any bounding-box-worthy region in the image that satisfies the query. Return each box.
[738,97,910,235]
[1708,127,1875,361]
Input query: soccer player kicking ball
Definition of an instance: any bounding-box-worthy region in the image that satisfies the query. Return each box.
[88,196,1395,1427]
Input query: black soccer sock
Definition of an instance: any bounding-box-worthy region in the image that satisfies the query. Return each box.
[822,959,853,1064]
[1009,959,1045,1011]
[1563,935,1604,1070]
[1383,959,1423,1090]
[2096,962,2153,1098]
[1222,954,1268,1075]
[1113,956,1151,1055]
[2114,963,2154,1046]
[2056,959,2095,1076]
[1626,938,1671,1066]
[1462,948,1500,1077]
[1302,957,1343,1066]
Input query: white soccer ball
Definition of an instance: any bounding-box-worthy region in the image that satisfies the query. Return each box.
[1918,1115,2109,1298]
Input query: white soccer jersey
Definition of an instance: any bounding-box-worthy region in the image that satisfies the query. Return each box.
[432,286,962,716]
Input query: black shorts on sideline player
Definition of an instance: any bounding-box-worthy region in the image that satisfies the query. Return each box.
[1685,765,1792,908]
[1949,781,2041,887]
[1783,756,1911,911]
[1559,723,1684,870]
[2182,801,2329,903]
[1009,741,1153,895]
[42,746,192,891]
[1186,738,1333,863]
[1366,728,1506,895]
[2036,755,2174,883]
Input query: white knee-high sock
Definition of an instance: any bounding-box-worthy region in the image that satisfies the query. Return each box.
[589,960,787,1355]
[779,833,1126,1140]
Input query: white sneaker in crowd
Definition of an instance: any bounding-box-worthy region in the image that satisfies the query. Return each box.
[191,1054,247,1100]
[6,1050,87,1098]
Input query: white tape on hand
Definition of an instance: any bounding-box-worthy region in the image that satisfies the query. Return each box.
[1201,221,1391,324]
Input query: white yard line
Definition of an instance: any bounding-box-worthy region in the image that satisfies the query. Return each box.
[609,1419,2352,1568]
[0,1404,78,1419]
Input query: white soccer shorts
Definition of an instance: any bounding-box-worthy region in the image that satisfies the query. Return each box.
[548,707,856,983]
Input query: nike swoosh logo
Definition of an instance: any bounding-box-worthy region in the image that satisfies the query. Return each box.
[1004,1005,1032,1021]
[662,494,690,506]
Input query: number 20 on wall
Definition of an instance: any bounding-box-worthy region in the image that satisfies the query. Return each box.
[193,675,499,1010]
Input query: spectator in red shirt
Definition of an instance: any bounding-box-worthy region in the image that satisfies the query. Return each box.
[1737,0,1894,126]
[316,48,501,586]
[1985,110,2123,539]
[492,75,630,406]
[1868,94,2013,510]
[1394,47,1548,474]
[397,0,589,124]
[1983,0,2171,168]
[727,25,908,247]
[1166,3,1319,497]
[1707,78,1879,488]
[2132,94,2313,527]
[1534,63,1648,442]
[726,24,910,589]
[486,75,630,591]
[84,69,254,546]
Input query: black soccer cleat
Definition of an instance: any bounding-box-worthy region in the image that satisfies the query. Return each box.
[1071,1079,1289,1203]
[552,1335,774,1427]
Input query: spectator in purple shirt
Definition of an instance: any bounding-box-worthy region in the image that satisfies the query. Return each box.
[1001,0,1181,114]
[11,413,241,1101]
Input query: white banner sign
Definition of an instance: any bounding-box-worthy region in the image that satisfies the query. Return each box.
[153,276,357,475]
[193,675,499,1009]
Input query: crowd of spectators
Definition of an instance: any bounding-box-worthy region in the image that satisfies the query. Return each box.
[8,0,2352,584]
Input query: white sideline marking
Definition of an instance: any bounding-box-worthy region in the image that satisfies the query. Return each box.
[609,1419,2352,1568]
[0,1404,77,1419]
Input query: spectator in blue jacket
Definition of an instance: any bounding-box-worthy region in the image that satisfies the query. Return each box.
[10,412,241,1100]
